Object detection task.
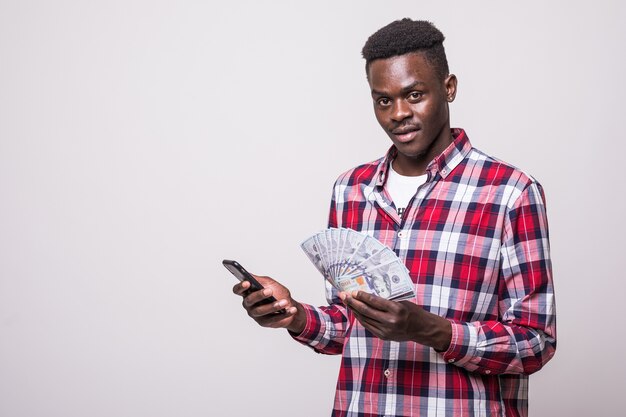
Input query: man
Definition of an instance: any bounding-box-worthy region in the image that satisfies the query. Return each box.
[233,18,556,417]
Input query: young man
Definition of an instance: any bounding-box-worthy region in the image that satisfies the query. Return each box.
[233,19,556,417]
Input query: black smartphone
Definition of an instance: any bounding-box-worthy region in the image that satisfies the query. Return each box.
[222,259,285,313]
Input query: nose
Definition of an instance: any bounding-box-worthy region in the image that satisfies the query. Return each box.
[391,99,412,122]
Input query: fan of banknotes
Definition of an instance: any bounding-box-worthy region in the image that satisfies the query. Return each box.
[300,227,416,301]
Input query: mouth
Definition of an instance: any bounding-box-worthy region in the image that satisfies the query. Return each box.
[391,126,420,143]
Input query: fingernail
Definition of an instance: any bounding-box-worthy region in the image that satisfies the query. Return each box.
[276,299,288,307]
[263,289,272,296]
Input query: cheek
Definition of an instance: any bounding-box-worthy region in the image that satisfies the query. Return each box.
[420,101,447,125]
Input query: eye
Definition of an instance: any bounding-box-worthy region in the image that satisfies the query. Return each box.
[408,92,423,101]
[377,97,391,107]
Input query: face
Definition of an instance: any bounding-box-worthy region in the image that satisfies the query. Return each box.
[367,52,457,175]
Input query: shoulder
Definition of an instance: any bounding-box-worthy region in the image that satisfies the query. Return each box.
[332,156,385,188]
[462,147,546,208]
[466,146,541,188]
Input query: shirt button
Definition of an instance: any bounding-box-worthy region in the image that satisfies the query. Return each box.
[398,231,405,238]
[448,359,455,363]
[442,168,447,175]
[485,370,491,374]
[384,369,391,378]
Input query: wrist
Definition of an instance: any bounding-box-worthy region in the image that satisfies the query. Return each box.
[411,307,452,351]
[286,301,307,334]
[431,318,452,352]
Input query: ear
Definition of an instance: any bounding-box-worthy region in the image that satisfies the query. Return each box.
[444,74,458,102]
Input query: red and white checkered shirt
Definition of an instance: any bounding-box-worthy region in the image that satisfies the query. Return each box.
[293,129,556,417]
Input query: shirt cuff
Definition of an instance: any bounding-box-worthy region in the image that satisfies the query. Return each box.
[441,319,479,370]
[288,303,327,347]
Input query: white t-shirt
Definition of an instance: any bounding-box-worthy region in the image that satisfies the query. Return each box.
[386,164,427,217]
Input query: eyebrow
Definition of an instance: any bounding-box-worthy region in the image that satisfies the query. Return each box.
[371,80,426,96]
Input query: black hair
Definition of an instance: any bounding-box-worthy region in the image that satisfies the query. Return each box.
[362,18,449,80]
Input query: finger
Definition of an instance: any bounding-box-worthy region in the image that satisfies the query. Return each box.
[242,287,275,308]
[343,294,387,321]
[352,291,396,312]
[232,280,251,296]
[247,298,289,318]
[351,310,386,337]
[255,306,298,328]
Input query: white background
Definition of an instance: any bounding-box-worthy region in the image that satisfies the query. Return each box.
[1,1,625,416]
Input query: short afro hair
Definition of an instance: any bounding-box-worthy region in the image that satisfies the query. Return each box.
[362,18,449,80]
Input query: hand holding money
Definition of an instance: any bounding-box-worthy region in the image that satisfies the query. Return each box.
[301,228,416,301]
[339,290,452,350]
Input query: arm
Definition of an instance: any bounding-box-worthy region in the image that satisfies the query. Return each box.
[232,275,353,356]
[441,182,556,375]
[233,181,354,355]
[289,282,352,355]
[290,182,353,355]
[343,182,556,375]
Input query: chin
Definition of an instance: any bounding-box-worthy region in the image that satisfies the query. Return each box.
[394,143,429,159]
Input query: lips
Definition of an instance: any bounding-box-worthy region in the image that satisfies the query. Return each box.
[391,126,420,143]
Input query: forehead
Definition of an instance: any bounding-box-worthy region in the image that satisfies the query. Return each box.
[367,52,439,92]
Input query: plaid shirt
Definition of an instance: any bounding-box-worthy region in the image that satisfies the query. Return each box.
[293,129,556,417]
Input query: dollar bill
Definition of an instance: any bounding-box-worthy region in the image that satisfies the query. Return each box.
[301,227,416,301]
[301,235,329,280]
[340,258,415,301]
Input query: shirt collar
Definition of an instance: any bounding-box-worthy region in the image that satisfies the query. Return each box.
[375,128,472,187]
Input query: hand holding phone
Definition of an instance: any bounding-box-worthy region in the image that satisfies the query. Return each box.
[223,259,285,313]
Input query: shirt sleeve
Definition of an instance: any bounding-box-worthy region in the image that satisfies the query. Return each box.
[441,181,557,375]
[290,180,353,355]
[290,296,351,355]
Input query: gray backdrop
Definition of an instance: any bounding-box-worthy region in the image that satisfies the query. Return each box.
[1,0,625,416]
